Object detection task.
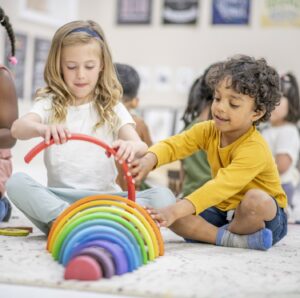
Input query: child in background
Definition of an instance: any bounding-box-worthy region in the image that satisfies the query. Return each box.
[115,63,152,147]
[7,20,175,234]
[180,64,221,198]
[262,72,300,217]
[0,7,18,222]
[130,55,287,250]
[114,63,152,190]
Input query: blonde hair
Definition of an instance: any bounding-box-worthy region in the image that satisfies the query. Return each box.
[36,20,122,131]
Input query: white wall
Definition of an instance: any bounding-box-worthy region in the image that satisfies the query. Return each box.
[0,0,300,109]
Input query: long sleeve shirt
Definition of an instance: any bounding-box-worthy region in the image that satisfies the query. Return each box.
[149,120,287,215]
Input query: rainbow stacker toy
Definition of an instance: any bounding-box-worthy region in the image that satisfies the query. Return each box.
[25,134,164,281]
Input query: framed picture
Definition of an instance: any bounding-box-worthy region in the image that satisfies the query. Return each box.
[32,37,51,98]
[212,0,250,25]
[162,0,199,25]
[143,107,175,143]
[4,32,28,100]
[117,0,152,24]
[261,0,300,27]
[19,0,78,27]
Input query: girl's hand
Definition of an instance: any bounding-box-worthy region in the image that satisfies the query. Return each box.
[112,140,137,164]
[39,124,71,145]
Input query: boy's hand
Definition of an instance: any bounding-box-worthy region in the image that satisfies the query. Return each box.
[145,206,176,227]
[147,199,196,228]
[39,124,71,145]
[128,152,157,184]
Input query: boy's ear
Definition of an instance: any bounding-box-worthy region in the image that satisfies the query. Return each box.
[252,108,266,122]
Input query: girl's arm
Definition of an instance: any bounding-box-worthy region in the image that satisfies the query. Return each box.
[0,69,18,148]
[112,123,148,163]
[11,113,71,144]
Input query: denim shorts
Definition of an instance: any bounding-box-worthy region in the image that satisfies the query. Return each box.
[187,198,287,245]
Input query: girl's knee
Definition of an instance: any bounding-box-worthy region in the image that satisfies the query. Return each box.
[151,187,176,207]
[6,173,28,190]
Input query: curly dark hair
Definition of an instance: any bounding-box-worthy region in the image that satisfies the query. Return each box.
[280,72,300,123]
[182,62,222,127]
[206,55,281,125]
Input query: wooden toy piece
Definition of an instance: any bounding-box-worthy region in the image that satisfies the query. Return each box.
[69,240,129,275]
[64,255,102,281]
[0,226,33,236]
[75,247,115,278]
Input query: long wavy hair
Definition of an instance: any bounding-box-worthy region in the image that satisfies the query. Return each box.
[36,20,122,131]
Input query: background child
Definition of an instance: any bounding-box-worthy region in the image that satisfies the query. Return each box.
[129,55,287,251]
[115,63,152,147]
[7,20,175,234]
[179,64,221,199]
[262,72,300,217]
[114,62,153,190]
[0,6,18,222]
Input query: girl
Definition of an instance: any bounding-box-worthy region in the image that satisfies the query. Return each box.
[262,72,300,215]
[7,20,175,234]
[0,6,18,222]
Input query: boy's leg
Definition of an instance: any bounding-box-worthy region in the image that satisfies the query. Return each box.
[217,189,277,250]
[169,192,275,250]
[228,189,277,235]
[6,172,69,233]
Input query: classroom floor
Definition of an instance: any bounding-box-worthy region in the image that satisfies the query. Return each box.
[1,114,300,298]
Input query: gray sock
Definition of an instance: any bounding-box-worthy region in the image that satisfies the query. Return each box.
[216,226,273,250]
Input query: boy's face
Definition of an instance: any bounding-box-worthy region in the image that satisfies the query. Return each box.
[211,78,264,144]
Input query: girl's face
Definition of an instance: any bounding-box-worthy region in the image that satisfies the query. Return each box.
[61,40,102,105]
[270,96,289,125]
[211,78,264,146]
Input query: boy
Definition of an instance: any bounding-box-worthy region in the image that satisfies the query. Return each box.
[129,55,288,250]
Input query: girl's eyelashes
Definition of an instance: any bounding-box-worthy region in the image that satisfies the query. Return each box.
[66,65,95,70]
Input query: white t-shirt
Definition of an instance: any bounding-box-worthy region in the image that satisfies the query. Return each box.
[262,123,300,185]
[30,97,135,192]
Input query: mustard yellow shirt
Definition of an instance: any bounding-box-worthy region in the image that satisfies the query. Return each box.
[149,120,287,215]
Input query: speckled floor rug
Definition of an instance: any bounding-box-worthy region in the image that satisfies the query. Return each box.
[1,207,300,298]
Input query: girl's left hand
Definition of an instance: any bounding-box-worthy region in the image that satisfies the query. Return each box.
[112,140,137,164]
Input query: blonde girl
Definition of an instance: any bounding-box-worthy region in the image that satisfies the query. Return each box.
[7,20,175,234]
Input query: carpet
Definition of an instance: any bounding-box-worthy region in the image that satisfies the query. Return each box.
[1,207,300,298]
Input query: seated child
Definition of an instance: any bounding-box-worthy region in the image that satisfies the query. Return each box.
[115,63,153,190]
[129,55,288,250]
[262,72,300,217]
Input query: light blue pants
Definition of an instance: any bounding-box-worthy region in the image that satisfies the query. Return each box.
[6,172,176,234]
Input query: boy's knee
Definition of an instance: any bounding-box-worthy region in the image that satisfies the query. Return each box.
[241,189,272,214]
